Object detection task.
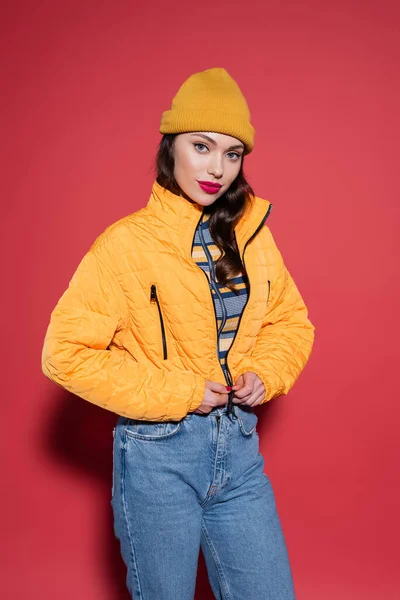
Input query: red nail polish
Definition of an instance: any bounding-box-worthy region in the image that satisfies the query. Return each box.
[226,386,232,391]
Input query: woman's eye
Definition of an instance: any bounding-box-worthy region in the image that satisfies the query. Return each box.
[194,143,241,160]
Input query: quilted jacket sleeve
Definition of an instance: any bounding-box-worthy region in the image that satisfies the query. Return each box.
[41,244,206,421]
[235,228,315,403]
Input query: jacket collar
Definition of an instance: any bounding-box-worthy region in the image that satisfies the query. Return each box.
[146,180,272,259]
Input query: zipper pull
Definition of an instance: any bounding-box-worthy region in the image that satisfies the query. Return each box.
[226,391,238,420]
[150,284,156,303]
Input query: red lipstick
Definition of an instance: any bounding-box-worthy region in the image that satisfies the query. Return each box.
[197,181,222,194]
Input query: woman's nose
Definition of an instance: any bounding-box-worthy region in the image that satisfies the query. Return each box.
[208,158,223,178]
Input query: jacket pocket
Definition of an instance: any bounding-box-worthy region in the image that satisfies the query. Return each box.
[150,284,168,360]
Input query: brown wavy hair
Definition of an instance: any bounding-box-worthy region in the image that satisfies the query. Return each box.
[153,134,256,294]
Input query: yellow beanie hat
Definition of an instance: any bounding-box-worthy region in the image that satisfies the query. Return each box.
[159,67,255,154]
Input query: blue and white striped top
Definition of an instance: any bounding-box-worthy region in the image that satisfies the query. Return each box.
[191,212,249,384]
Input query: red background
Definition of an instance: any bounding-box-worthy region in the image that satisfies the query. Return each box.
[2,1,400,598]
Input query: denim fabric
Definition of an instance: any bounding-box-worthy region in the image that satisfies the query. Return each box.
[111,405,296,600]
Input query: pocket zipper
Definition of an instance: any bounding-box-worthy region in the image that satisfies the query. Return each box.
[150,284,168,360]
[267,279,271,305]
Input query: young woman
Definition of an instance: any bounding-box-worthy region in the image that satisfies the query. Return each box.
[42,67,315,599]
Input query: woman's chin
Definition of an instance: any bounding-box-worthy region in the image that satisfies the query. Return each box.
[185,187,221,207]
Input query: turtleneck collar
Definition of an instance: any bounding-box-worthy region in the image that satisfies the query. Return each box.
[145,179,272,259]
[147,179,203,224]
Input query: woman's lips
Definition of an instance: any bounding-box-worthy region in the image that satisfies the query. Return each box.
[197,181,222,194]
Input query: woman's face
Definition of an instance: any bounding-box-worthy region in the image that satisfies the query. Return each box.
[172,131,244,206]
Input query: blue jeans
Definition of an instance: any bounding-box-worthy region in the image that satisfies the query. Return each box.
[111,405,296,599]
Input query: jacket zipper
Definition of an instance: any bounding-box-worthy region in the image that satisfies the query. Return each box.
[192,204,273,418]
[192,213,225,383]
[150,284,167,360]
[198,219,227,335]
[224,204,273,416]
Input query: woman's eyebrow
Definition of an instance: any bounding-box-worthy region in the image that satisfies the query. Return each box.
[190,133,244,151]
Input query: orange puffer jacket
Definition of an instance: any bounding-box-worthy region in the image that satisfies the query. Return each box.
[41,180,315,421]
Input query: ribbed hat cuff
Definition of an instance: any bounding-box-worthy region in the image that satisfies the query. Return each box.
[159,109,255,154]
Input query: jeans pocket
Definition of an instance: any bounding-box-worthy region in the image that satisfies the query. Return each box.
[237,408,258,436]
[124,418,183,441]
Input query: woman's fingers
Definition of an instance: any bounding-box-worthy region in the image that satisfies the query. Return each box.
[233,386,251,399]
[248,388,266,406]
[233,376,265,405]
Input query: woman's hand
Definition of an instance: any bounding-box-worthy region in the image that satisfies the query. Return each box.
[232,372,266,407]
[193,380,240,415]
